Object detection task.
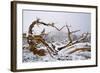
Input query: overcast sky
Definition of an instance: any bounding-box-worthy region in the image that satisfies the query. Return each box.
[23,10,91,35]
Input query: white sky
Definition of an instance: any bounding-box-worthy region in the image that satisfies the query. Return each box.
[22,10,91,35]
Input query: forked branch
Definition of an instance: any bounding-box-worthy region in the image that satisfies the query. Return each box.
[58,25,89,50]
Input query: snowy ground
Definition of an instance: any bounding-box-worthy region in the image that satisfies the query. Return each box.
[22,38,91,62]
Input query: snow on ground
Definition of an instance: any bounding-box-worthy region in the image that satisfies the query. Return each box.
[23,48,57,62]
[23,41,91,62]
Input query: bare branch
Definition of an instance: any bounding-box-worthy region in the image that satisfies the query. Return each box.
[68,48,91,54]
[40,28,47,36]
[27,19,59,57]
[78,32,89,42]
[50,43,58,53]
[66,24,72,43]
[58,32,89,51]
[53,25,65,31]
[58,24,72,50]
[70,30,80,34]
[47,48,55,58]
[28,19,40,34]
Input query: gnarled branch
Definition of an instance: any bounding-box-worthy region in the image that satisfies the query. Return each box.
[58,31,89,51]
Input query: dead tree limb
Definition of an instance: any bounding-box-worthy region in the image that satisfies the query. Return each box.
[68,48,91,54]
[39,20,65,31]
[71,30,80,34]
[53,25,65,31]
[58,32,89,51]
[66,25,73,44]
[27,19,58,57]
[58,25,77,50]
[28,19,40,34]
